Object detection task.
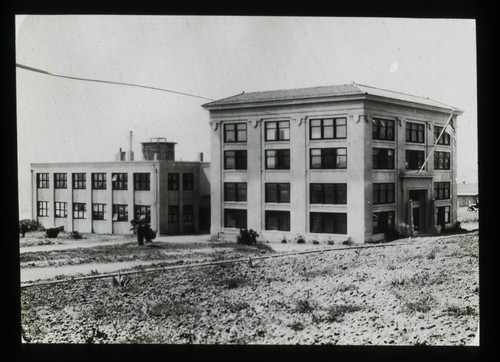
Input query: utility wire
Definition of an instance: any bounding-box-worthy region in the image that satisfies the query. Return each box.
[16,63,300,121]
[16,63,215,101]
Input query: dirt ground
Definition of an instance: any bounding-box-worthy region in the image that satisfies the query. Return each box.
[20,230,479,345]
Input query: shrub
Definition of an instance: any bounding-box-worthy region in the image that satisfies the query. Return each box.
[442,221,467,234]
[312,240,320,245]
[342,237,354,246]
[327,239,334,245]
[45,226,64,238]
[19,219,44,233]
[295,235,306,244]
[130,217,156,245]
[444,305,477,316]
[403,295,434,313]
[236,229,259,245]
[112,272,131,289]
[70,231,83,239]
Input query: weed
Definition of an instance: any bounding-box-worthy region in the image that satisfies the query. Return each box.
[403,295,435,314]
[312,239,320,245]
[327,239,334,245]
[90,269,99,276]
[326,304,363,322]
[288,321,305,331]
[112,272,131,289]
[427,249,436,260]
[342,237,354,246]
[444,305,477,317]
[295,299,315,313]
[70,231,83,239]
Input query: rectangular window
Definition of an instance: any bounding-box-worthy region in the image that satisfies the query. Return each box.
[168,205,179,223]
[265,149,290,169]
[373,183,395,204]
[54,173,67,189]
[265,211,290,231]
[310,118,347,140]
[436,206,451,225]
[406,122,425,143]
[310,212,347,234]
[112,204,128,222]
[224,150,247,170]
[265,121,290,141]
[112,173,128,190]
[373,211,395,234]
[224,209,247,229]
[224,182,247,202]
[168,173,179,190]
[72,173,86,189]
[183,205,194,223]
[310,148,347,169]
[224,123,247,143]
[309,183,347,204]
[183,173,194,190]
[37,173,49,188]
[134,205,151,223]
[434,126,451,145]
[265,183,290,203]
[92,203,106,220]
[405,150,425,170]
[37,201,49,217]
[373,148,395,170]
[54,202,67,218]
[92,173,107,190]
[372,118,395,141]
[134,173,150,191]
[434,151,451,170]
[73,202,86,219]
[434,182,451,200]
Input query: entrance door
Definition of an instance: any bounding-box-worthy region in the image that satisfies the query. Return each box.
[409,189,427,233]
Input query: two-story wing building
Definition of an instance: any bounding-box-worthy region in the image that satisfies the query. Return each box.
[202,83,463,243]
[31,138,211,235]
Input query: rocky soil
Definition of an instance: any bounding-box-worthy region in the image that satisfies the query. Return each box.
[20,231,479,345]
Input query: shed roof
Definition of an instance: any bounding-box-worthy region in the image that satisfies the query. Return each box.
[202,83,462,113]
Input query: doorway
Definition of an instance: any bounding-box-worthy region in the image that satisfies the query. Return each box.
[409,189,427,233]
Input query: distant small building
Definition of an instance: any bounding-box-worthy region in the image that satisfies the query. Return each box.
[457,182,479,207]
[31,137,210,235]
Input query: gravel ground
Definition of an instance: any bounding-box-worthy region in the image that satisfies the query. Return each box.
[20,231,479,345]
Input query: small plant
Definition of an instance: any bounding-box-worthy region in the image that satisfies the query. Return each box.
[327,238,334,245]
[444,305,477,316]
[312,239,320,245]
[295,299,314,313]
[90,269,99,276]
[336,283,357,293]
[326,304,363,322]
[403,295,435,314]
[236,228,259,245]
[427,249,436,260]
[288,321,305,331]
[295,235,306,244]
[342,237,354,246]
[69,231,83,239]
[112,272,131,289]
[281,235,288,243]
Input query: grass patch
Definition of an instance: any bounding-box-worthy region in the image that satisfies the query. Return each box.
[444,305,477,317]
[295,299,315,313]
[288,321,305,331]
[403,295,435,314]
[325,304,363,322]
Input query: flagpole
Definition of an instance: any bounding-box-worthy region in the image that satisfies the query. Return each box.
[418,110,455,173]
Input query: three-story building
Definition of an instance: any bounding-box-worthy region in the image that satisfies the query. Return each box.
[202,83,462,243]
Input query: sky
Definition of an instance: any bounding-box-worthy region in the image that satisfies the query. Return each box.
[15,15,477,219]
